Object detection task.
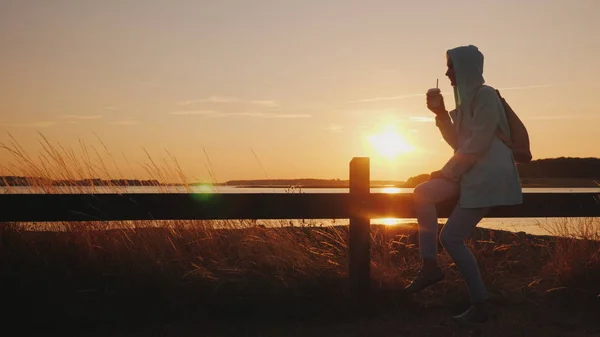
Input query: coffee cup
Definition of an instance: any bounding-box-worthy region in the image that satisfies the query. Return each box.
[427,88,443,109]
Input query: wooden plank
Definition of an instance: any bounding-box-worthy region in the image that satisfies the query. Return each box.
[0,192,598,222]
[348,158,371,305]
[366,192,600,219]
[0,193,352,222]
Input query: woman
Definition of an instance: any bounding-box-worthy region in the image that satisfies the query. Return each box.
[404,45,523,323]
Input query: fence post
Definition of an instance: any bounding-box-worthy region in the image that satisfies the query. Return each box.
[349,157,370,306]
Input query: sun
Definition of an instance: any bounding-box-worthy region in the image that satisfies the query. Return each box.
[367,127,414,160]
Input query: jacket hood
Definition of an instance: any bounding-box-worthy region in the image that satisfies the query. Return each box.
[447,45,485,112]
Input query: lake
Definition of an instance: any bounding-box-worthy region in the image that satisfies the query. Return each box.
[3,185,600,194]
[2,185,599,237]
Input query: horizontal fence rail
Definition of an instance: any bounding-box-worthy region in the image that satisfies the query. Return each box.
[1,192,599,223]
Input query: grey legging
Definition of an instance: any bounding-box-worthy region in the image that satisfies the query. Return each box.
[413,178,490,303]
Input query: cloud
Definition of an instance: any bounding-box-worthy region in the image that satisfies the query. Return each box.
[408,116,435,123]
[0,121,57,128]
[260,113,310,119]
[524,114,600,121]
[178,97,281,108]
[104,106,120,111]
[59,114,103,120]
[277,114,311,119]
[326,124,344,133]
[348,93,425,103]
[29,121,57,128]
[216,112,311,119]
[215,112,263,118]
[524,115,566,121]
[136,80,159,88]
[497,84,553,91]
[250,100,280,108]
[170,110,217,116]
[179,96,239,105]
[111,120,139,125]
[349,83,557,104]
[171,109,310,119]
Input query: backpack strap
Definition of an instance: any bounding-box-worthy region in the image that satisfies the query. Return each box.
[470,85,513,149]
[493,89,513,149]
[470,84,484,114]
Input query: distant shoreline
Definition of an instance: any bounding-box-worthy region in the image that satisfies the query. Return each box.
[3,175,599,189]
[229,184,402,189]
[216,177,600,189]
[2,180,599,189]
[0,176,167,187]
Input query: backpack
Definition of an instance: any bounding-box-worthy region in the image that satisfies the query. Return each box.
[472,86,532,164]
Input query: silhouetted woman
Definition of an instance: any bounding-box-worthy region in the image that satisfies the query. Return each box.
[404,45,523,323]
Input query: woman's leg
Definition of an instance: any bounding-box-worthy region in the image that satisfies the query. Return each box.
[413,179,460,261]
[405,178,460,293]
[439,204,490,303]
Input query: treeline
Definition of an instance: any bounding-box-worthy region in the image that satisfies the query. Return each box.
[220,179,405,188]
[3,158,598,188]
[0,176,161,187]
[516,157,600,179]
[403,157,600,187]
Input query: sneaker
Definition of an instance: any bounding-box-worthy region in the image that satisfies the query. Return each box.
[452,300,494,324]
[403,264,444,293]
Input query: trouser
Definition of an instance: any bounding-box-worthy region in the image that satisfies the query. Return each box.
[413,178,490,303]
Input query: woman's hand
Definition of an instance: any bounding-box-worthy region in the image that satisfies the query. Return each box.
[429,170,446,180]
[426,91,447,115]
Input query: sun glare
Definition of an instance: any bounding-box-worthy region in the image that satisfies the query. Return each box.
[382,187,401,194]
[379,218,401,226]
[367,128,414,160]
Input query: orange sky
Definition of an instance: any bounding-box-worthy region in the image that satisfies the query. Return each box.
[1,1,599,183]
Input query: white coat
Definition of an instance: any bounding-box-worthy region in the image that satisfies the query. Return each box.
[437,45,523,208]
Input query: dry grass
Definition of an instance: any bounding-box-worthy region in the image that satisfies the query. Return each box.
[1,134,600,336]
[541,218,600,293]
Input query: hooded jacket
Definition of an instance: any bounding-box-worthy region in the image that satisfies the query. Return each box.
[436,45,523,208]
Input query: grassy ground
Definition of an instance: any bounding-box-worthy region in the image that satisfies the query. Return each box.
[1,135,599,336]
[2,220,599,337]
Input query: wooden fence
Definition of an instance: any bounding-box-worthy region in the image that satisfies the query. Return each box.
[1,157,599,303]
